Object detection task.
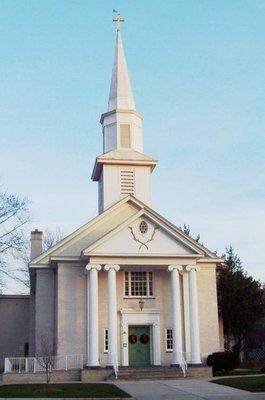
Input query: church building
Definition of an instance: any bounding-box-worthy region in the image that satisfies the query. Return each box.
[27,24,223,371]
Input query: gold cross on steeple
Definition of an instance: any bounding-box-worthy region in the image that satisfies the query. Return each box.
[113,10,124,31]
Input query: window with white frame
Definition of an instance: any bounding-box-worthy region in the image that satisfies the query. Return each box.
[124,271,153,297]
[165,328,173,352]
[104,329,108,353]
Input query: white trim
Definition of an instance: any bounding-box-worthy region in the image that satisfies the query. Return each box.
[30,195,136,265]
[104,328,108,353]
[84,208,204,256]
[165,328,173,352]
[120,309,161,366]
[123,271,154,298]
[31,195,219,266]
[89,253,201,259]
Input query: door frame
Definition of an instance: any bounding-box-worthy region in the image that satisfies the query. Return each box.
[120,309,161,366]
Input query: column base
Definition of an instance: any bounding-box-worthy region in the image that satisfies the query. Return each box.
[170,363,180,367]
[86,364,101,369]
[187,362,202,367]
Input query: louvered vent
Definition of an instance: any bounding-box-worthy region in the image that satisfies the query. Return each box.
[120,170,135,195]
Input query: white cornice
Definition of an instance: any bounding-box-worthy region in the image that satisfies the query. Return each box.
[91,157,157,181]
[100,109,143,124]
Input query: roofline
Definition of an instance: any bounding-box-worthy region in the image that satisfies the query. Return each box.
[83,207,205,256]
[197,258,224,263]
[30,194,220,265]
[29,195,138,265]
[91,156,157,181]
[132,198,218,258]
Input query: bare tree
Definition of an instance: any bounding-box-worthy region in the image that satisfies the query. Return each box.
[36,336,54,385]
[42,228,64,252]
[0,191,30,290]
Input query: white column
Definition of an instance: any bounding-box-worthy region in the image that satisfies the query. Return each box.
[186,265,201,364]
[86,264,101,367]
[104,264,120,366]
[152,323,161,366]
[86,270,90,365]
[168,265,183,365]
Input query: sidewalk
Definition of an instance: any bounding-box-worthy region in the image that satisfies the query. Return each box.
[116,378,265,399]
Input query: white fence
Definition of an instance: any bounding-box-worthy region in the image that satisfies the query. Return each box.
[4,354,86,374]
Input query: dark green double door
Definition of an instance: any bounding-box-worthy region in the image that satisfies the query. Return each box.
[128,325,151,366]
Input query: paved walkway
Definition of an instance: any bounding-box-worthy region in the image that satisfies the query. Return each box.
[116,379,265,400]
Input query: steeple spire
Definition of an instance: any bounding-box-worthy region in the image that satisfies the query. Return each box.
[92,16,157,214]
[108,26,135,111]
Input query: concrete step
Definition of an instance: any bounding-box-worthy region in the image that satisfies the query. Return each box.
[108,367,185,381]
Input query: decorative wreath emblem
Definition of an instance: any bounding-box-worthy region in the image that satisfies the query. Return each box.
[129,223,159,250]
[129,334,137,344]
[140,333,150,344]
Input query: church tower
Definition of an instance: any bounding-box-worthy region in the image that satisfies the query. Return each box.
[92,21,157,214]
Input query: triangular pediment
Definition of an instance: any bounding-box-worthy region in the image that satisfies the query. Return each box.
[83,210,204,257]
[30,195,218,267]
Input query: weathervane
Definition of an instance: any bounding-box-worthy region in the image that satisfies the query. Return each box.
[113,9,124,31]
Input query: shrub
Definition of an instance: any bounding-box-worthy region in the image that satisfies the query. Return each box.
[260,366,265,373]
[207,351,239,373]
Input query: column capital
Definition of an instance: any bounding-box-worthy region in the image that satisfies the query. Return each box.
[186,265,200,272]
[168,265,183,272]
[104,264,120,272]
[86,264,101,272]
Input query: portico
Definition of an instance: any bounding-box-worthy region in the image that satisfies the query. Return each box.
[85,261,201,368]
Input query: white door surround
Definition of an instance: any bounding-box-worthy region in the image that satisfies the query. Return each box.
[120,309,161,366]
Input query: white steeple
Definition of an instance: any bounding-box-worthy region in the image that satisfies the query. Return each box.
[92,18,157,214]
[108,30,135,111]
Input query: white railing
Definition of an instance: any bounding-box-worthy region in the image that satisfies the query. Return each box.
[179,352,188,377]
[112,354,119,379]
[4,354,85,374]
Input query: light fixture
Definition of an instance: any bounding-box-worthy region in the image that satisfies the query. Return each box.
[139,298,145,311]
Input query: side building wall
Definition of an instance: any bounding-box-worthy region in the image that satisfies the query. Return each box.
[0,295,29,371]
[35,269,55,355]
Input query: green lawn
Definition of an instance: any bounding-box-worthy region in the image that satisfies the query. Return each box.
[0,383,130,398]
[213,376,265,392]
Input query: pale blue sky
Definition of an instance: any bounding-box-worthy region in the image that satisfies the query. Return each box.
[0,0,264,291]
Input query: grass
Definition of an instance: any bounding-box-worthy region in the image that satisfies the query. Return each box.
[213,376,265,392]
[0,383,130,398]
[214,368,264,377]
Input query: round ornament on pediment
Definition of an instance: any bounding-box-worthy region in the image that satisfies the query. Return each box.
[139,220,148,234]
